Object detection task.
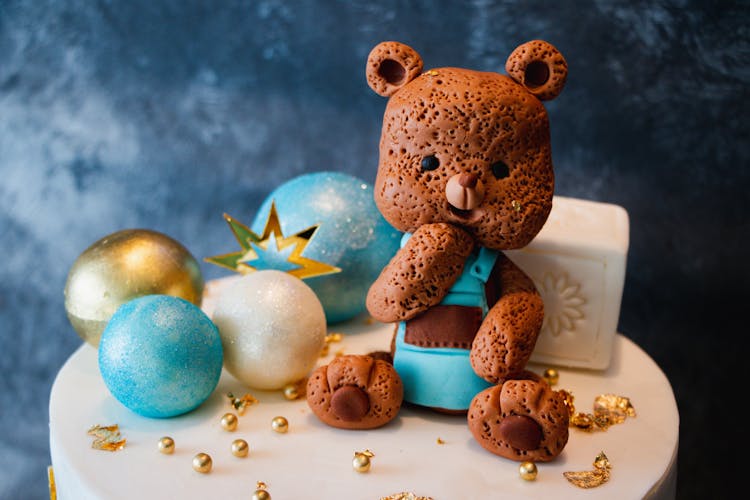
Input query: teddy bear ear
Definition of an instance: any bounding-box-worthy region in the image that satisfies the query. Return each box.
[505,40,568,101]
[366,41,424,97]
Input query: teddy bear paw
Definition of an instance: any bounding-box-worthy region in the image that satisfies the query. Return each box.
[306,354,403,429]
[467,379,569,462]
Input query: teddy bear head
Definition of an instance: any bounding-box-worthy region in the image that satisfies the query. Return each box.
[366,40,567,250]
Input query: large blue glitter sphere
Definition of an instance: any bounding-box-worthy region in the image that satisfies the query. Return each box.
[252,171,401,323]
[98,295,223,418]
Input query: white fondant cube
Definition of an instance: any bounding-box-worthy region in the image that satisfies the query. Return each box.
[505,196,629,370]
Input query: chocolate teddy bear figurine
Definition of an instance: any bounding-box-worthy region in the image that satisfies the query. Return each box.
[307,40,570,462]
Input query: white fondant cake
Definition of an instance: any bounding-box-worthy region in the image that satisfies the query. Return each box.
[49,196,679,500]
[49,277,677,500]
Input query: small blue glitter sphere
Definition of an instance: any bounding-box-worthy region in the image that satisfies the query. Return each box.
[98,295,223,418]
[252,171,401,323]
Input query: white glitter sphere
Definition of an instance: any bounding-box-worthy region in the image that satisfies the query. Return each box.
[211,270,326,390]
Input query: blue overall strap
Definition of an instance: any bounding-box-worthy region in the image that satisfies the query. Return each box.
[443,246,499,313]
[470,247,499,284]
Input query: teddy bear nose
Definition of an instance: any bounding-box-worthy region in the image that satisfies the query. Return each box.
[446,173,484,211]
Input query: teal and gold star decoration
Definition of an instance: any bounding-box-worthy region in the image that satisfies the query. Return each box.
[205,201,341,280]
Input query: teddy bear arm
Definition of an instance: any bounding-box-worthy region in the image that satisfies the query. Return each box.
[470,255,544,383]
[366,223,474,323]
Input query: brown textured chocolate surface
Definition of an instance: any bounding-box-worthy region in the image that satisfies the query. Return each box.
[314,40,567,460]
[306,354,403,429]
[470,255,544,383]
[366,41,424,97]
[505,40,568,101]
[366,223,474,323]
[367,350,394,365]
[369,42,566,250]
[467,379,569,462]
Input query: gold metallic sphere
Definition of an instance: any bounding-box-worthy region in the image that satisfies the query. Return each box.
[271,416,288,433]
[283,384,300,400]
[64,229,204,346]
[221,413,238,432]
[157,436,174,454]
[519,461,538,481]
[231,439,249,457]
[252,490,271,500]
[192,453,212,473]
[352,453,371,473]
[543,368,559,386]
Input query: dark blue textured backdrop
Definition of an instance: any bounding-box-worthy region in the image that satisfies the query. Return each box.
[1,1,747,498]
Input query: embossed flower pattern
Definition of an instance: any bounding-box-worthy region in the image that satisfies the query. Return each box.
[537,272,586,336]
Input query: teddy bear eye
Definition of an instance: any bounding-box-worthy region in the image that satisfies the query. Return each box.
[421,155,440,171]
[491,161,510,179]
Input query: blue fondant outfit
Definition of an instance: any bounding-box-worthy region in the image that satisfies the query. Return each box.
[392,232,499,410]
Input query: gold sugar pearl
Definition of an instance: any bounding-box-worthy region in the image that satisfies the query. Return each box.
[519,461,538,481]
[192,453,212,473]
[231,439,249,458]
[352,454,371,473]
[253,482,271,500]
[543,368,560,386]
[352,450,374,473]
[157,436,174,454]
[271,416,288,433]
[221,412,238,432]
[252,490,271,500]
[283,384,300,400]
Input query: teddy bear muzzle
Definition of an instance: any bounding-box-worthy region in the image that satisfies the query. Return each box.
[445,173,485,212]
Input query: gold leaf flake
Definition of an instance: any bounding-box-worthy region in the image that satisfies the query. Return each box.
[564,451,612,489]
[594,394,636,424]
[227,392,259,415]
[593,451,612,471]
[570,412,595,431]
[593,413,612,430]
[381,493,434,500]
[563,469,610,488]
[325,332,344,343]
[568,393,636,431]
[319,344,330,357]
[320,333,344,357]
[87,424,125,451]
[559,389,575,415]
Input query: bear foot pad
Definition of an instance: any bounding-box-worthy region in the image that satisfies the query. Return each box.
[307,354,403,429]
[467,379,569,462]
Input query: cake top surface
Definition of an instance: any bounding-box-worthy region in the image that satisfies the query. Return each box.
[50,286,678,499]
